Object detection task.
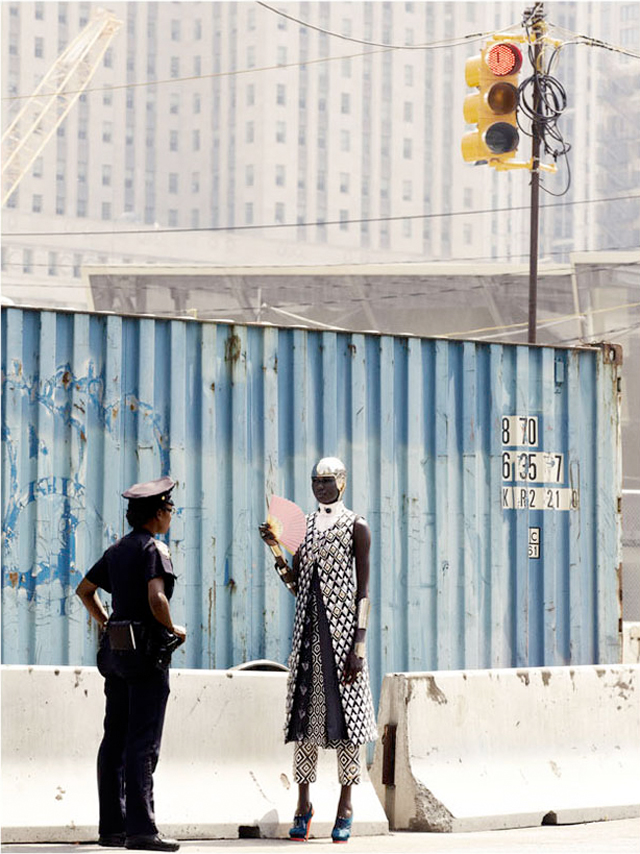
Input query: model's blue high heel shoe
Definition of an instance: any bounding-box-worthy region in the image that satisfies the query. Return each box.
[289,804,314,841]
[331,814,353,844]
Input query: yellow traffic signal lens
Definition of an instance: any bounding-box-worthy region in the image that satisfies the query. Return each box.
[485,122,519,154]
[486,42,522,76]
[487,82,518,115]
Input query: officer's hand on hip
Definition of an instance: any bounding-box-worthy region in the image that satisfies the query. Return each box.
[172,624,187,644]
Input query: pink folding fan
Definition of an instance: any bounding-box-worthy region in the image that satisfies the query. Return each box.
[267,495,306,554]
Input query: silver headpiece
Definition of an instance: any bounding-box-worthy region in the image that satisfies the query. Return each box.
[312,456,347,499]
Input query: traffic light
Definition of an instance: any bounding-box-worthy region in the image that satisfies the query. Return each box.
[462,38,523,167]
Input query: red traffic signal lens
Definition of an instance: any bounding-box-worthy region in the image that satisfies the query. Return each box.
[487,42,522,76]
[487,82,518,115]
[485,122,519,154]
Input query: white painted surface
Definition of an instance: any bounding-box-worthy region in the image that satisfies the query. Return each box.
[622,622,640,663]
[371,666,640,833]
[1,665,388,842]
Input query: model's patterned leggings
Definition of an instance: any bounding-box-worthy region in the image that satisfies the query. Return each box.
[293,739,361,786]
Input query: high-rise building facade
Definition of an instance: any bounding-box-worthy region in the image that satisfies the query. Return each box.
[2,1,638,306]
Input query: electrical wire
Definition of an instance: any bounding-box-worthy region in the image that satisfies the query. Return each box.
[255,2,519,51]
[517,7,573,197]
[5,193,639,239]
[545,22,640,60]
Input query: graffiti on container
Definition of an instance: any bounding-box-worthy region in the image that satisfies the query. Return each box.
[2,362,170,601]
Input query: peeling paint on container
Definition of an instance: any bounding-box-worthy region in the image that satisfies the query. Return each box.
[1,308,622,698]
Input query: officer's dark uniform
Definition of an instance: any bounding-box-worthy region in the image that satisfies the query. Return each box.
[82,477,180,849]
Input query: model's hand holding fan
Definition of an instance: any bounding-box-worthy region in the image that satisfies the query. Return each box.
[267,495,306,554]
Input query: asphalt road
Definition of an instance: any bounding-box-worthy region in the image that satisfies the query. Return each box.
[3,819,640,854]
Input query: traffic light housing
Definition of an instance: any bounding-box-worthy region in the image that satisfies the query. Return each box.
[462,38,523,167]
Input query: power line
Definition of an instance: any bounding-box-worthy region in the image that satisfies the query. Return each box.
[256,1,513,50]
[5,194,639,239]
[546,22,640,60]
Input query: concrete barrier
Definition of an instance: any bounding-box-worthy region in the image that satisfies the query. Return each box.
[371,665,640,833]
[1,665,388,842]
[623,622,640,663]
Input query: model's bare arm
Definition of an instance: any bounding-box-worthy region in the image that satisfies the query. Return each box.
[148,577,186,642]
[343,518,371,684]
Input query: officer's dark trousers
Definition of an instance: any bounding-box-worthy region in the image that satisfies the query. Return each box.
[97,651,170,837]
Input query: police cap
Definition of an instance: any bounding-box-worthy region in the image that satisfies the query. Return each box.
[122,476,175,503]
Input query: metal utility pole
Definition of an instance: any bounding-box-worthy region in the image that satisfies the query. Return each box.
[527,2,545,344]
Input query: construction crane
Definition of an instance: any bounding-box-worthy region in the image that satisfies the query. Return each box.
[1,8,122,206]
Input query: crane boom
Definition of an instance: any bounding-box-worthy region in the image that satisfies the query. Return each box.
[2,8,122,205]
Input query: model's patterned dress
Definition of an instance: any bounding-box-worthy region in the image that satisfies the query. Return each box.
[284,509,378,747]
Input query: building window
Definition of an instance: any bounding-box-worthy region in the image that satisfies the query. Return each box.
[340,130,350,152]
[277,84,286,105]
[192,172,200,193]
[276,121,286,143]
[317,172,326,191]
[48,252,57,275]
[56,195,65,215]
[32,157,44,178]
[23,249,33,274]
[405,65,414,86]
[277,13,287,29]
[464,224,473,244]
[404,101,413,122]
[246,164,254,187]
[169,173,178,193]
[170,93,179,114]
[171,20,181,40]
[102,165,111,186]
[103,91,113,107]
[0,247,7,272]
[170,131,178,152]
[194,19,202,40]
[103,48,113,68]
[247,84,255,106]
[32,194,43,213]
[192,129,200,151]
[403,138,413,159]
[194,56,201,76]
[245,202,254,224]
[191,209,200,229]
[102,202,111,220]
[35,37,44,58]
[402,180,412,201]
[340,210,349,231]
[125,168,134,189]
[73,254,82,278]
[193,93,201,114]
[168,210,178,227]
[403,219,412,237]
[170,57,179,78]
[103,122,113,143]
[276,164,285,186]
[35,2,44,19]
[341,93,350,114]
[275,202,285,223]
[246,121,254,143]
[77,199,87,217]
[248,9,256,30]
[247,46,255,68]
[277,46,287,65]
[340,172,350,193]
[464,187,473,208]
[342,58,351,77]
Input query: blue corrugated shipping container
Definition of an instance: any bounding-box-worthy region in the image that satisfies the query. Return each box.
[1,307,622,700]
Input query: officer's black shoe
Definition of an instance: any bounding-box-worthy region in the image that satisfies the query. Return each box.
[98,834,126,847]
[125,835,180,852]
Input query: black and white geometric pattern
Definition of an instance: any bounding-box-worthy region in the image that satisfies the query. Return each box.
[294,739,362,786]
[285,510,378,747]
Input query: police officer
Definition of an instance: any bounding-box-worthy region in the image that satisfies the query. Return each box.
[76,477,185,852]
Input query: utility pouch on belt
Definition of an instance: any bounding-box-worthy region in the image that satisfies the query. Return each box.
[107,620,137,651]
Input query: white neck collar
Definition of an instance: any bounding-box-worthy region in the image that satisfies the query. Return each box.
[315,500,346,531]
